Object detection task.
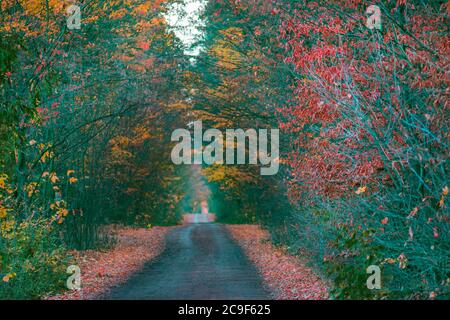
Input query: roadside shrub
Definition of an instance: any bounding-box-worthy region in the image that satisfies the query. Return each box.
[278,0,449,299]
[0,175,70,299]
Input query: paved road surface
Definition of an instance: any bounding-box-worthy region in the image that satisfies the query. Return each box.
[105,223,270,300]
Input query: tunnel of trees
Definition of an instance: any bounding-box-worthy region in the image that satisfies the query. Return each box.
[0,0,448,299]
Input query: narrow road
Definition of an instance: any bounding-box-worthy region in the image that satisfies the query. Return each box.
[105,223,270,300]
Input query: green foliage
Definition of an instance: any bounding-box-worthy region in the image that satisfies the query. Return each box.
[1,0,448,300]
[0,218,70,299]
[0,175,70,299]
[0,0,191,298]
[325,225,385,299]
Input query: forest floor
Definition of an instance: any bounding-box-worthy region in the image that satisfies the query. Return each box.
[47,223,329,300]
[47,225,177,300]
[105,223,269,299]
[226,225,329,300]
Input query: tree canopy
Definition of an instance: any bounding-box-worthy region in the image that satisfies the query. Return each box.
[0,0,448,299]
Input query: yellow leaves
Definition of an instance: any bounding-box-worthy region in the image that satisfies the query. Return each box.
[67,170,78,184]
[85,15,100,24]
[133,0,165,16]
[125,187,139,195]
[60,208,69,217]
[0,207,9,219]
[49,172,59,184]
[40,148,54,163]
[134,17,165,32]
[219,27,244,43]
[202,165,255,191]
[355,186,367,194]
[210,28,244,71]
[168,101,191,112]
[1,220,15,235]
[0,174,8,190]
[150,17,165,26]
[0,17,28,34]
[40,151,50,163]
[132,125,152,145]
[26,182,39,198]
[110,135,133,163]
[204,165,226,182]
[0,174,13,222]
[133,2,152,15]
[50,200,65,210]
[110,8,128,20]
[59,209,69,222]
[2,272,16,283]
[50,200,68,225]
[19,0,65,16]
[69,177,78,184]
[0,174,14,196]
[383,258,396,264]
[111,135,131,147]
[210,45,242,70]
[109,124,155,164]
[382,254,408,269]
[439,186,448,208]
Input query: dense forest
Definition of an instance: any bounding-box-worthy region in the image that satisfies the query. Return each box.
[0,0,448,299]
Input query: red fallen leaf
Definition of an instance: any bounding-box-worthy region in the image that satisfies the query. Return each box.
[213,8,222,17]
[381,217,389,225]
[226,225,328,300]
[45,225,176,300]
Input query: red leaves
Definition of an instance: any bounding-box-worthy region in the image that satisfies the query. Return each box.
[433,227,439,239]
[47,225,176,300]
[137,41,150,51]
[226,225,329,300]
[277,1,449,204]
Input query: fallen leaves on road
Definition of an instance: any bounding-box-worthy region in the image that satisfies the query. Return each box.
[226,224,329,300]
[46,225,176,300]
